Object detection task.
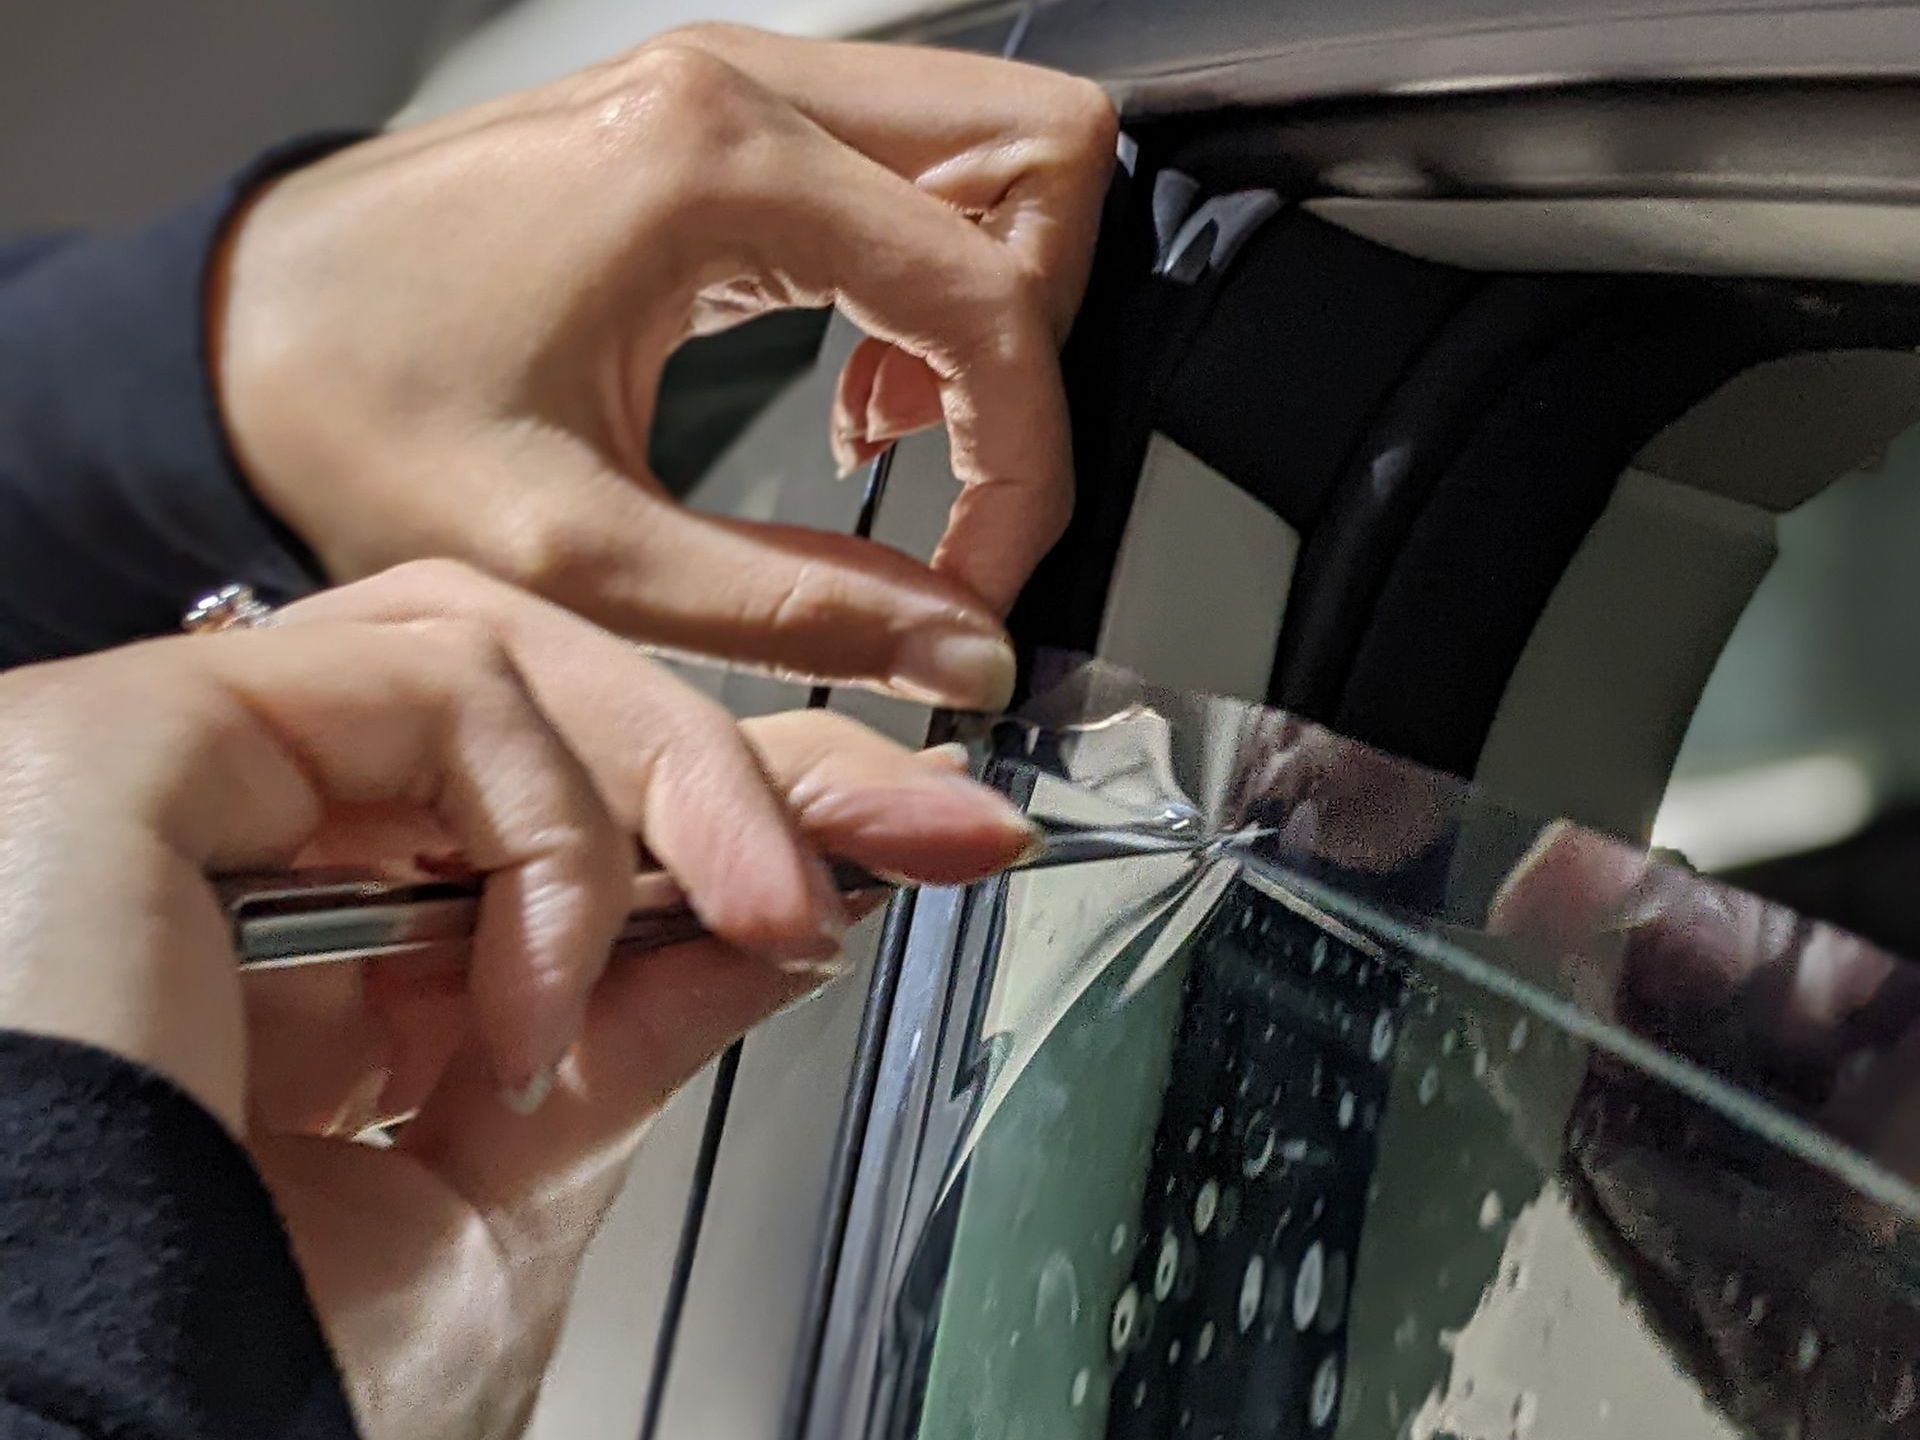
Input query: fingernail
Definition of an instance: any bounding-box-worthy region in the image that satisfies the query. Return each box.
[890,627,1016,711]
[831,415,871,479]
[777,950,852,980]
[1012,818,1048,867]
[866,395,927,448]
[757,860,850,973]
[807,856,851,936]
[920,741,973,771]
[326,1066,394,1139]
[500,1065,557,1117]
[924,772,1041,851]
[766,932,847,974]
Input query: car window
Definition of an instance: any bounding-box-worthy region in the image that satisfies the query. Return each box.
[810,676,1920,1440]
[1657,419,1920,955]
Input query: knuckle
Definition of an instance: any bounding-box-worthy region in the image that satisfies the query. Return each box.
[490,509,610,602]
[620,42,753,143]
[411,615,513,682]
[608,43,783,223]
[380,556,495,607]
[1053,76,1119,155]
[647,21,748,54]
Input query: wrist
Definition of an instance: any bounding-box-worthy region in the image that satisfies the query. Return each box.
[199,135,369,587]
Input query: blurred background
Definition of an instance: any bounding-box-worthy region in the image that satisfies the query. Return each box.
[1656,423,1920,954]
[0,0,914,229]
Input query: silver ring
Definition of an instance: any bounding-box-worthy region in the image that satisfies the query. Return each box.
[183,583,276,634]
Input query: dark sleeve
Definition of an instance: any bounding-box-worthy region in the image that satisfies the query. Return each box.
[0,236,77,286]
[0,136,361,671]
[0,1031,360,1440]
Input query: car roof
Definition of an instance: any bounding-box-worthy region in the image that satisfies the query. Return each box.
[1002,0,1920,113]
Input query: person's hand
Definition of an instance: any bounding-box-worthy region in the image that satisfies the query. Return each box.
[0,561,1036,1440]
[1488,822,1904,1098]
[212,25,1117,710]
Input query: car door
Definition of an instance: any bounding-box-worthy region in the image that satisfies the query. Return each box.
[405,4,1920,1437]
[791,18,1920,1440]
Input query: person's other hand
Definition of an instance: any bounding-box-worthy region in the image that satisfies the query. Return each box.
[1489,822,1920,1193]
[1487,830,1920,1440]
[212,26,1117,710]
[0,563,1035,1440]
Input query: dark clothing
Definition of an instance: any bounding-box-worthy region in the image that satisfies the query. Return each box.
[0,138,357,669]
[0,1033,357,1439]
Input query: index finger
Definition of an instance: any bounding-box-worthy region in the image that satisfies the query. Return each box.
[719,110,1078,611]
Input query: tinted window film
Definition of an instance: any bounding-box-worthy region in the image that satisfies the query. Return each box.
[809,660,1920,1440]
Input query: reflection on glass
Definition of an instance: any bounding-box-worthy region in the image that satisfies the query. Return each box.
[841,662,1920,1440]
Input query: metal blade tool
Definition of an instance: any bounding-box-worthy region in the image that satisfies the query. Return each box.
[225,811,1241,971]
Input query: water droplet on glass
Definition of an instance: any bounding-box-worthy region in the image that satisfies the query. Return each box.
[1308,1352,1341,1428]
[1194,1180,1219,1236]
[1795,1330,1821,1372]
[1337,1091,1356,1129]
[1111,1223,1130,1256]
[1512,1391,1538,1433]
[1154,1230,1180,1301]
[1196,1321,1215,1362]
[1509,1017,1530,1051]
[1186,1127,1203,1154]
[1471,1049,1489,1078]
[1217,1186,1241,1237]
[1210,1106,1226,1133]
[1319,1250,1349,1332]
[1293,1241,1325,1331]
[1244,1117,1276,1179]
[1168,1339,1183,1365]
[1440,1030,1457,1056]
[1418,1067,1440,1105]
[1311,936,1328,972]
[1035,1251,1081,1326]
[1239,1255,1266,1332]
[1885,1368,1916,1421]
[1110,1284,1139,1353]
[1393,1314,1418,1350]
[1370,1012,1395,1062]
[1749,1295,1769,1325]
[1133,1380,1147,1409]
[1071,1369,1090,1408]
[1478,1191,1504,1230]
